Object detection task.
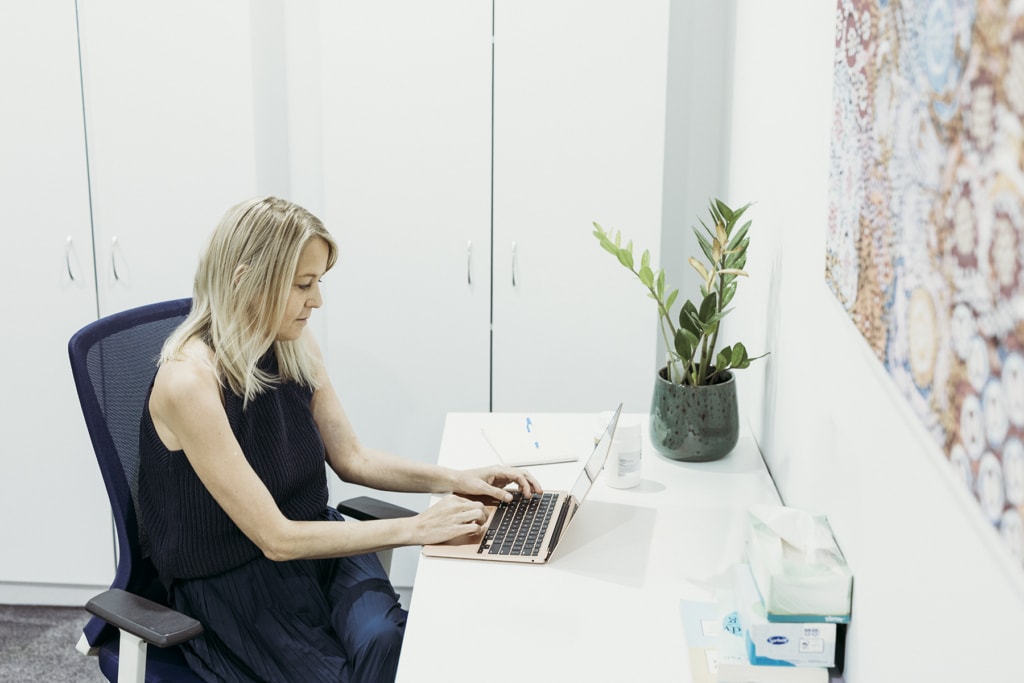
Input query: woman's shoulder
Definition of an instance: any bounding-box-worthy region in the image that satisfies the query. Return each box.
[153,338,221,405]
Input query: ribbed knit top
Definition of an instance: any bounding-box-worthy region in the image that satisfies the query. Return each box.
[137,348,328,582]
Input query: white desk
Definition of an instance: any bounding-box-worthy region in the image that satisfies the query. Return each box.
[396,412,782,683]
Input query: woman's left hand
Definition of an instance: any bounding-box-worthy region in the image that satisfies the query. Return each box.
[453,466,542,503]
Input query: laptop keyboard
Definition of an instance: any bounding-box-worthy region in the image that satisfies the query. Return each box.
[477,491,558,556]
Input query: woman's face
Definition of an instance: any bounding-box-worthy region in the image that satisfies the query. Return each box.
[276,237,329,341]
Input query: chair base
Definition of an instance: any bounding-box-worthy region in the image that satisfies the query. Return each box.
[97,638,201,683]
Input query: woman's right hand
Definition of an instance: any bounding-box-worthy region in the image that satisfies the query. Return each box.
[409,494,488,546]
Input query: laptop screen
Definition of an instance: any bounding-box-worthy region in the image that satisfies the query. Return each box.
[568,404,622,505]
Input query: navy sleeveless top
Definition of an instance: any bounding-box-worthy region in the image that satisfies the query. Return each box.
[137,348,328,582]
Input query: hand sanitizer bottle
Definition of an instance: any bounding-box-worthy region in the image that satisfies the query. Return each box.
[606,420,641,489]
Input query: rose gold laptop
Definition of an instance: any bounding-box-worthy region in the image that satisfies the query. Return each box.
[422,404,621,564]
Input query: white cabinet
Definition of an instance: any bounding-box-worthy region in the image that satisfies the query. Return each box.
[0,1,112,597]
[319,1,494,586]
[76,0,261,314]
[491,0,668,412]
[0,0,264,602]
[319,0,669,586]
[320,0,493,458]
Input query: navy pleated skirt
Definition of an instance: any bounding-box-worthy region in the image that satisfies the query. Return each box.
[169,508,407,683]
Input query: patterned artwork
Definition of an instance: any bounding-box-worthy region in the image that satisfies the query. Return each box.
[827,0,1024,569]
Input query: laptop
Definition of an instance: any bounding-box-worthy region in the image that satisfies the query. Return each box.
[422,404,622,564]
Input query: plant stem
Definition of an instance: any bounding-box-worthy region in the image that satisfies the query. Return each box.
[630,265,680,382]
[697,327,711,385]
[705,271,726,384]
[659,319,679,383]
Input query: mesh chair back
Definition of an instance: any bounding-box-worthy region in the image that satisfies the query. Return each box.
[68,299,192,647]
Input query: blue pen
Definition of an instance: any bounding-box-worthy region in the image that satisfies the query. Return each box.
[526,417,539,449]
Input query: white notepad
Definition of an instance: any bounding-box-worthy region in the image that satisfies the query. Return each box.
[481,416,582,467]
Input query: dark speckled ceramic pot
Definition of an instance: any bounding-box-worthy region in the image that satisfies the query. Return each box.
[649,366,738,461]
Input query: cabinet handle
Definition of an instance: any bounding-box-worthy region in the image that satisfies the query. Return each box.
[65,236,76,281]
[111,236,121,281]
[511,241,517,287]
[467,240,472,285]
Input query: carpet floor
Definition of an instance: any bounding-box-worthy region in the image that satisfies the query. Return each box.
[0,604,106,682]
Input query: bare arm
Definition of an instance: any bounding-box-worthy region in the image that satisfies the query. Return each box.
[148,340,489,563]
[306,333,541,501]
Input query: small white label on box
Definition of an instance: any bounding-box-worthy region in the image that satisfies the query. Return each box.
[799,637,825,654]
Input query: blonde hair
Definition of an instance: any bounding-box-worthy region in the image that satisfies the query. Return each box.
[162,196,338,406]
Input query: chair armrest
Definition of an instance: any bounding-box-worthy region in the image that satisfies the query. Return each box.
[337,496,417,521]
[85,588,203,648]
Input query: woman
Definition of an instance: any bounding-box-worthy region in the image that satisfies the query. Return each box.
[137,196,540,682]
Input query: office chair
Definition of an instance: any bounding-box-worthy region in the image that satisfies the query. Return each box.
[69,298,414,683]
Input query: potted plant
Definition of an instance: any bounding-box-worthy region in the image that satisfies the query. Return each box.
[592,198,762,461]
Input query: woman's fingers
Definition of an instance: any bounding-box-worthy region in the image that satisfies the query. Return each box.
[414,495,490,545]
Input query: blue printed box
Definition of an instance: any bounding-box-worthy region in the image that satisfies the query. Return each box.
[735,563,838,668]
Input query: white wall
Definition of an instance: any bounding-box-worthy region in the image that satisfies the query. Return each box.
[721,2,1024,681]
[659,0,734,329]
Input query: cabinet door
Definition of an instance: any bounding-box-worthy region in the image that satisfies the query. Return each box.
[320,1,492,586]
[76,0,260,315]
[492,0,669,413]
[0,0,113,589]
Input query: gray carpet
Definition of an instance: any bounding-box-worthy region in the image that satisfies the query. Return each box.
[0,604,106,682]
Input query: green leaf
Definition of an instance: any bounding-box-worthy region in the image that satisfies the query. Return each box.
[716,348,731,371]
[694,230,714,263]
[715,198,734,224]
[716,200,733,224]
[674,328,698,360]
[706,201,722,227]
[720,281,738,307]
[727,220,751,250]
[723,250,743,270]
[726,236,749,257]
[730,202,753,226]
[639,265,654,287]
[732,342,749,364]
[616,242,634,270]
[697,291,718,323]
[678,300,701,336]
[700,309,729,328]
[664,289,678,313]
[641,249,651,271]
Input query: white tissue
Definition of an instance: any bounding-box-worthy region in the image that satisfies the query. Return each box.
[746,504,853,621]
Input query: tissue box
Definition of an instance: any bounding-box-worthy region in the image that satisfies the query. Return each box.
[746,505,853,623]
[735,563,837,667]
